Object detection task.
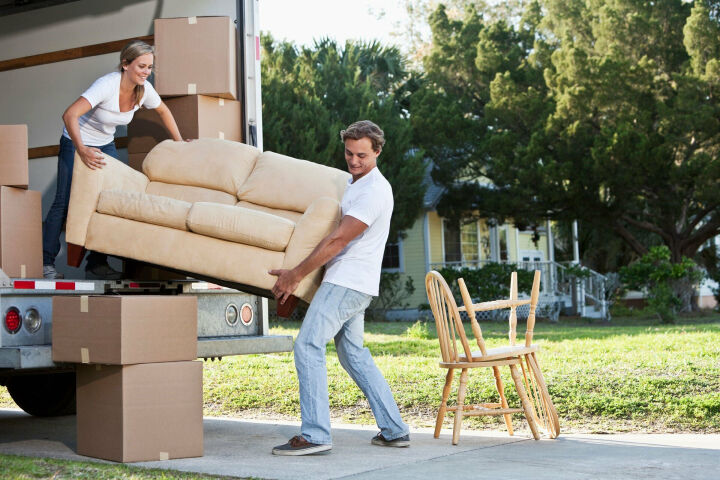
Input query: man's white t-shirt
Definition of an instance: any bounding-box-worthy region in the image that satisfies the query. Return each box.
[62,71,161,146]
[324,166,393,296]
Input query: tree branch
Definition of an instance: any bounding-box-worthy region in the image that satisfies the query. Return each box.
[612,221,649,256]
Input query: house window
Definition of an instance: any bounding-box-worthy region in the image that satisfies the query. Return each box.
[443,219,479,265]
[382,241,403,272]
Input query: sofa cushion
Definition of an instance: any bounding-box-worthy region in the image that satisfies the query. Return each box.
[143,138,260,195]
[186,203,295,252]
[96,190,191,231]
[146,181,237,205]
[235,200,303,223]
[237,151,349,213]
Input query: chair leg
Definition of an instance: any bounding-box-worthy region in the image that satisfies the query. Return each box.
[66,243,86,267]
[509,364,540,440]
[527,353,561,438]
[452,369,469,445]
[435,368,454,438]
[492,365,514,436]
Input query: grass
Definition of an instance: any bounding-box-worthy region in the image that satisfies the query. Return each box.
[0,454,246,479]
[2,313,719,435]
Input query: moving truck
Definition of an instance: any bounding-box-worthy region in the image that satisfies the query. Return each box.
[0,0,293,416]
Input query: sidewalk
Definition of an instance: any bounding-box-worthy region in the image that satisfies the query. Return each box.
[1,408,718,479]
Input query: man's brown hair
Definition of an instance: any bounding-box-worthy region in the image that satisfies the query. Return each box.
[340,120,385,152]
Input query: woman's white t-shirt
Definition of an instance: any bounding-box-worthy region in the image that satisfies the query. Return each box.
[62,71,161,146]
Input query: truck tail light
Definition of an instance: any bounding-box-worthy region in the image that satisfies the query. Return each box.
[23,307,42,333]
[4,307,21,333]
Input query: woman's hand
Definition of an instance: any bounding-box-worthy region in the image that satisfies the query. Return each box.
[78,146,106,170]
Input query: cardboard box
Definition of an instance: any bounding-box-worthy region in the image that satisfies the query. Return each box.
[0,125,29,188]
[76,361,203,462]
[127,95,242,154]
[52,295,197,364]
[0,186,42,278]
[154,17,237,99]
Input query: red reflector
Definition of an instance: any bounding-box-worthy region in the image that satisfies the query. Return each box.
[55,282,75,290]
[13,281,34,289]
[129,282,140,288]
[5,307,21,333]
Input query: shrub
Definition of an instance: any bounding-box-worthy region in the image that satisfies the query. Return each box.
[620,246,704,323]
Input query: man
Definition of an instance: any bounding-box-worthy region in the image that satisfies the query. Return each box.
[269,120,410,456]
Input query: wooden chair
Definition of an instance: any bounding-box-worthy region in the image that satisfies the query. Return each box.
[457,270,560,439]
[425,270,542,445]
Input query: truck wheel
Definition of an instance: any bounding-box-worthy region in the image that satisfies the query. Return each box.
[6,372,76,417]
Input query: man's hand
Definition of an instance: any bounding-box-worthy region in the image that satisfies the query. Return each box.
[269,268,301,305]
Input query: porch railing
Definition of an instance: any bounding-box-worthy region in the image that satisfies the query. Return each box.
[429,259,610,319]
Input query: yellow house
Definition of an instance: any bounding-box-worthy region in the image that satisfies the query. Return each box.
[382,180,552,311]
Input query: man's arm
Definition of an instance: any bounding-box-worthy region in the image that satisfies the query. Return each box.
[269,215,367,304]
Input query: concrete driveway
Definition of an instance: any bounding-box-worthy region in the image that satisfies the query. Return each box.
[1,408,718,479]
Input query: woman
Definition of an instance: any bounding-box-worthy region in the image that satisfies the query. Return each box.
[42,40,184,279]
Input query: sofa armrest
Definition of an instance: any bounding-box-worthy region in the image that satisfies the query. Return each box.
[282,197,341,301]
[66,152,149,246]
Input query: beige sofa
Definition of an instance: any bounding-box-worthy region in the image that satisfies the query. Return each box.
[66,138,349,310]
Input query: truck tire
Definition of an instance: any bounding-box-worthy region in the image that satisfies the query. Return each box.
[6,372,76,417]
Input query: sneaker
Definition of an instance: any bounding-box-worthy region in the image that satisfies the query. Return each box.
[85,262,122,280]
[371,432,410,447]
[272,435,332,456]
[43,265,64,279]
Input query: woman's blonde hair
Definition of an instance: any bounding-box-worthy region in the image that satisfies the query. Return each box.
[118,40,154,107]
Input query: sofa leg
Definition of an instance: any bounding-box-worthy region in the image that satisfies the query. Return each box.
[66,243,86,267]
[276,295,299,318]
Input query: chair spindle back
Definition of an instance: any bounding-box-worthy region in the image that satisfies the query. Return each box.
[425,271,474,363]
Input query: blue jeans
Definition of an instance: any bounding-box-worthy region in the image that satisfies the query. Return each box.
[42,135,117,267]
[294,282,409,445]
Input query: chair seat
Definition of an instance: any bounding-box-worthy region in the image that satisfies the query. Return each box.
[458,344,538,362]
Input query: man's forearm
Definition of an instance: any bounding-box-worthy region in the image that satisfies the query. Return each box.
[292,234,347,280]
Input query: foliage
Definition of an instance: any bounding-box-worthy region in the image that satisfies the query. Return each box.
[368,272,416,315]
[405,319,432,339]
[412,0,720,265]
[620,246,705,322]
[437,263,535,302]
[261,34,426,240]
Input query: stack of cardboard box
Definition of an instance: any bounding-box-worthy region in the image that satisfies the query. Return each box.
[0,124,42,279]
[127,16,243,171]
[52,295,203,463]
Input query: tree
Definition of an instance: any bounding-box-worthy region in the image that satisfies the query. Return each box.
[413,0,720,267]
[261,35,426,239]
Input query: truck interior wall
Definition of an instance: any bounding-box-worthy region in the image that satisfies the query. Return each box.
[0,0,236,277]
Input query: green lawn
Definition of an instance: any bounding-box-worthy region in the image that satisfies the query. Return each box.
[2,313,719,434]
[0,454,244,479]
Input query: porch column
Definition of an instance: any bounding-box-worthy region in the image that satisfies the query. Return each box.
[423,211,431,273]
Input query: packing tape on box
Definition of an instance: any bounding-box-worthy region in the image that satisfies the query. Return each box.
[81,347,89,364]
[20,265,26,278]
[188,16,197,24]
[218,98,224,106]
[187,83,197,95]
[218,131,225,140]
[80,295,89,313]
[159,452,169,461]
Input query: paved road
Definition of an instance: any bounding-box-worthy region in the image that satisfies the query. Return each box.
[1,408,718,479]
